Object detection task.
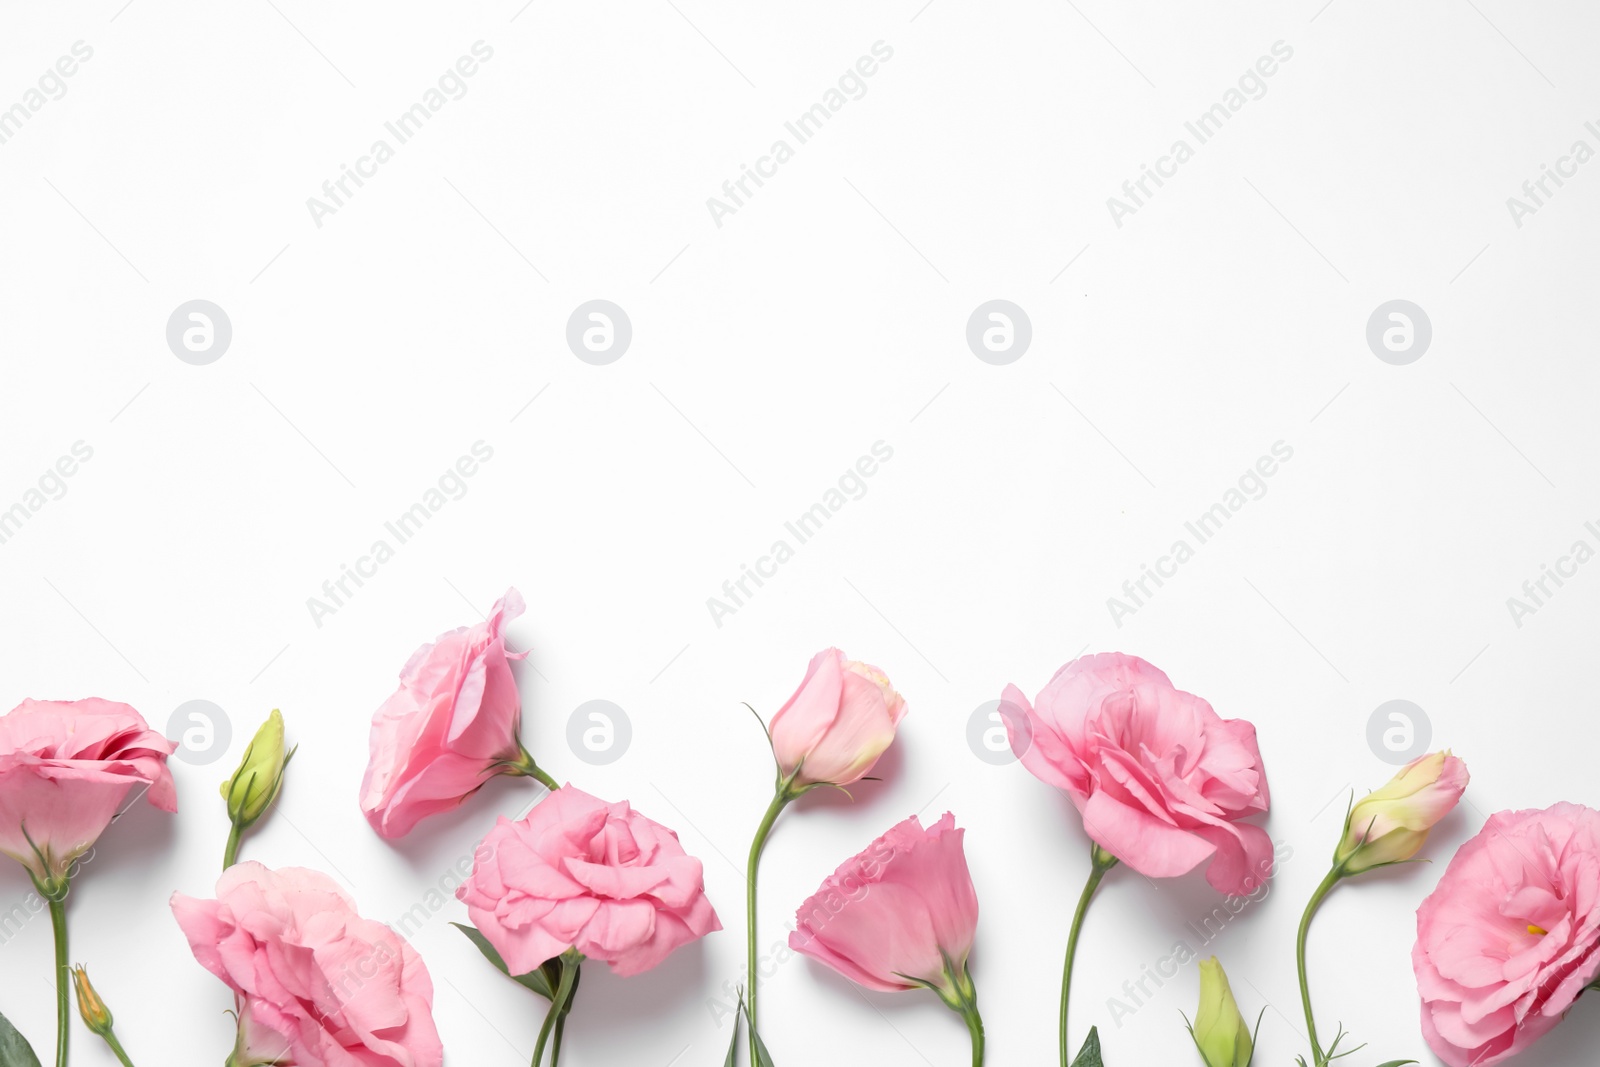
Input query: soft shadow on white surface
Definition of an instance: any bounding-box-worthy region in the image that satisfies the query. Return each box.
[557,938,713,1061]
[91,790,182,876]
[377,773,550,877]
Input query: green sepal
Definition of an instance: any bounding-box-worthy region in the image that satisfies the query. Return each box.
[1069,1026,1102,1067]
[1183,1005,1265,1067]
[450,922,556,1000]
[0,1011,42,1067]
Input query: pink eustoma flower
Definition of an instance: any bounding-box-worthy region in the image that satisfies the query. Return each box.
[458,785,721,977]
[768,648,908,789]
[0,698,176,887]
[1413,802,1600,1067]
[790,813,979,994]
[172,862,443,1067]
[1002,653,1272,894]
[360,589,540,838]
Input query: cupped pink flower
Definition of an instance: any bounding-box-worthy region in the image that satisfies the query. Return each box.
[768,648,908,788]
[0,698,176,886]
[1002,653,1272,894]
[360,589,531,838]
[171,862,443,1067]
[458,786,721,978]
[1413,802,1600,1067]
[789,813,979,994]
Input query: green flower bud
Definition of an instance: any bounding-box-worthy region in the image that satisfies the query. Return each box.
[222,710,292,831]
[71,965,113,1036]
[1189,957,1255,1067]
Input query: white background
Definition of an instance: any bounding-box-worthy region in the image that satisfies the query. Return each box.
[1,1,1598,1064]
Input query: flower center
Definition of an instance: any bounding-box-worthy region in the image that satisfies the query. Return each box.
[1528,924,1549,936]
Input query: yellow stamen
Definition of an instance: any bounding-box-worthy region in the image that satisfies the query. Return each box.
[1528,924,1548,936]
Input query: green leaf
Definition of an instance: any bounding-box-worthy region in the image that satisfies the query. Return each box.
[752,1027,777,1067]
[0,1011,42,1067]
[741,995,777,1067]
[450,922,555,1000]
[1370,1061,1417,1067]
[722,1005,740,1067]
[1069,1027,1102,1067]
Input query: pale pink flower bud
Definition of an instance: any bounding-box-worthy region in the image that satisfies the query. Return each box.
[1336,751,1468,874]
[768,649,907,789]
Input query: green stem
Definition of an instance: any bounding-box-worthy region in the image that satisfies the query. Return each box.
[223,822,243,869]
[530,993,559,1064]
[934,955,985,1067]
[1060,847,1116,1067]
[102,1029,138,1067]
[550,964,579,1066]
[49,897,68,1067]
[506,744,561,792]
[530,959,578,1066]
[549,1009,567,1066]
[955,986,984,1067]
[1297,866,1344,1067]
[746,787,793,1066]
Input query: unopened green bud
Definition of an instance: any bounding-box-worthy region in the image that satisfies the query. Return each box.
[71,965,113,1035]
[1190,957,1255,1067]
[222,710,292,830]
